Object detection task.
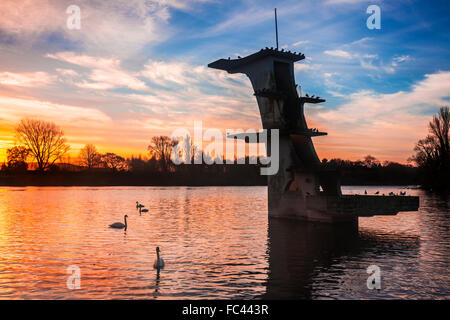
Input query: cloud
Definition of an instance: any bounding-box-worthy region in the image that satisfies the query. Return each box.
[56,68,79,77]
[359,54,410,74]
[294,64,313,72]
[349,37,374,45]
[198,2,314,38]
[0,72,55,87]
[363,54,378,59]
[0,95,111,125]
[0,0,210,57]
[292,40,310,47]
[324,49,353,59]
[47,52,148,91]
[139,59,252,95]
[392,55,411,66]
[322,72,344,89]
[200,6,273,37]
[323,44,408,75]
[312,71,450,162]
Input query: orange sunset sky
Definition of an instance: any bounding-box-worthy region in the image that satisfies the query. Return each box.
[0,0,449,164]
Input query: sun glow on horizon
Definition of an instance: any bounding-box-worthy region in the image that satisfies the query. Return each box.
[0,0,448,166]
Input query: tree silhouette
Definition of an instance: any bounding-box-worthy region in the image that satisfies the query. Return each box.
[15,119,70,172]
[429,106,449,165]
[410,106,449,190]
[363,155,380,168]
[79,144,101,169]
[147,136,177,172]
[101,153,127,172]
[6,146,30,172]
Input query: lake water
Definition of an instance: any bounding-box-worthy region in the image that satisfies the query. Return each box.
[0,186,448,299]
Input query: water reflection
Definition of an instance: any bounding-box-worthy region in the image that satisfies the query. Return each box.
[0,186,447,299]
[153,269,161,298]
[263,218,421,299]
[263,219,358,299]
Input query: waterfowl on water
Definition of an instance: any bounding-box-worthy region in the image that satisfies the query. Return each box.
[153,247,165,269]
[109,215,128,230]
[136,201,145,210]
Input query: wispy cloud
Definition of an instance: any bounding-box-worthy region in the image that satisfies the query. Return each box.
[349,37,374,46]
[0,0,208,57]
[292,40,310,47]
[0,72,55,87]
[324,49,353,59]
[392,55,411,65]
[47,52,148,91]
[0,95,111,125]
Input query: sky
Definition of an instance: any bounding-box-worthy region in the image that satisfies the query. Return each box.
[0,0,449,164]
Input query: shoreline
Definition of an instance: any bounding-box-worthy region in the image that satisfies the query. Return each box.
[0,182,421,188]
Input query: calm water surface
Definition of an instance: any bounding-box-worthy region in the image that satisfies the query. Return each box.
[0,186,448,299]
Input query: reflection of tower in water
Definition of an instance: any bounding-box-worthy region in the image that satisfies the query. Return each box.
[262,218,420,299]
[262,218,358,299]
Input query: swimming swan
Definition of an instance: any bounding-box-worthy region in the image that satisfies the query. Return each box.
[153,247,165,269]
[109,215,128,230]
[136,201,145,210]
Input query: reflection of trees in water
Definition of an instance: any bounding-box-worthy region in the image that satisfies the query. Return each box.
[262,218,420,299]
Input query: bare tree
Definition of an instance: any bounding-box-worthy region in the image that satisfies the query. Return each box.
[79,144,101,169]
[410,135,438,167]
[6,146,30,172]
[410,106,450,190]
[429,106,449,162]
[15,119,70,172]
[411,107,449,168]
[362,155,380,168]
[147,136,177,172]
[101,153,128,172]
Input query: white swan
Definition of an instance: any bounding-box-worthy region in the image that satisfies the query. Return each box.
[109,215,128,230]
[153,247,165,269]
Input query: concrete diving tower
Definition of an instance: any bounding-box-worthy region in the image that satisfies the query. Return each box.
[208,47,419,225]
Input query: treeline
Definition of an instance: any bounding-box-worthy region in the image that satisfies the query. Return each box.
[3,113,449,188]
[322,155,418,186]
[0,163,267,186]
[0,119,266,186]
[0,153,418,187]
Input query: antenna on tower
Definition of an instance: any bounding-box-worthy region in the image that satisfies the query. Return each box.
[274,8,279,50]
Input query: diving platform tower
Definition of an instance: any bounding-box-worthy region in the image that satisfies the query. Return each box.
[208,47,419,225]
